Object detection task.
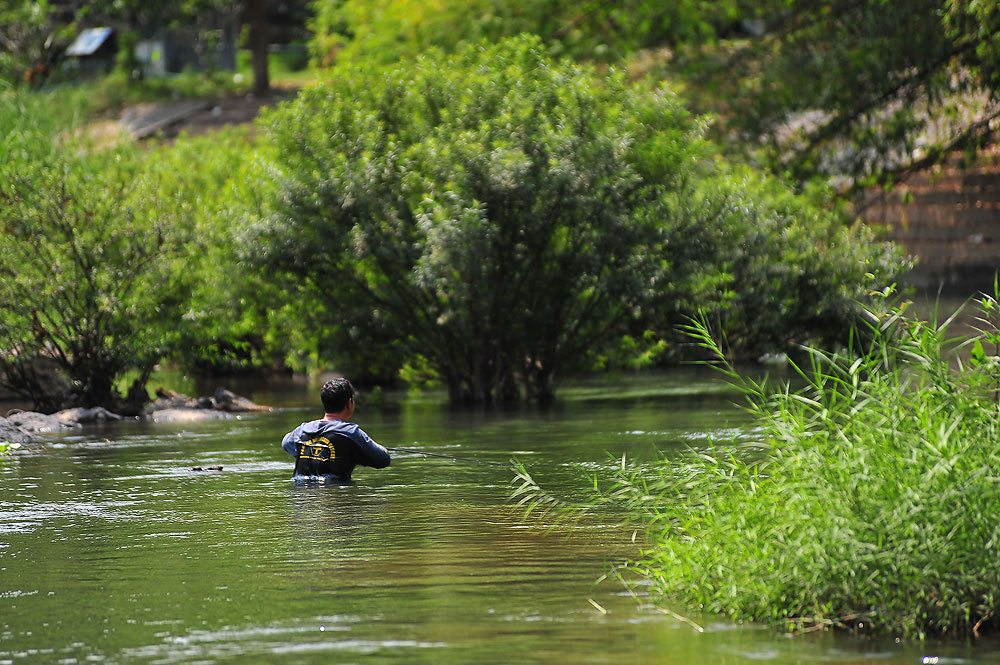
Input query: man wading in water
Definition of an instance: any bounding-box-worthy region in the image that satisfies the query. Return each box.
[281,378,391,480]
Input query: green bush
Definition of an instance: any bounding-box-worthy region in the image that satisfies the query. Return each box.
[0,92,279,409]
[135,128,295,376]
[1,88,97,164]
[253,35,905,402]
[650,168,909,360]
[254,36,715,402]
[0,147,194,411]
[593,295,1000,637]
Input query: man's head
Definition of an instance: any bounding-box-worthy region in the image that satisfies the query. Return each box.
[321,378,355,414]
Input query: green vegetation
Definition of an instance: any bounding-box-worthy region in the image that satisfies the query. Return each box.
[307,0,1000,191]
[0,88,283,409]
[537,291,1000,638]
[258,35,690,402]
[673,0,1000,191]
[0,155,189,410]
[251,36,901,403]
[89,68,249,110]
[137,128,297,376]
[3,1,979,408]
[1,91,190,410]
[0,33,908,406]
[0,0,74,87]
[307,0,742,68]
[0,442,21,456]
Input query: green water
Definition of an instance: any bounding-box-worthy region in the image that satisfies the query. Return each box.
[2,370,998,664]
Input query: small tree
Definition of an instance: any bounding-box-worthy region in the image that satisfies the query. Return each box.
[0,152,192,412]
[254,36,706,403]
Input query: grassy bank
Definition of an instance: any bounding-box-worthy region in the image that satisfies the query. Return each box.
[515,289,1000,638]
[641,293,1000,637]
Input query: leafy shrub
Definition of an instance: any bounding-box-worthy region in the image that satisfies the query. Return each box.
[254,36,718,403]
[307,0,744,69]
[0,88,96,164]
[0,93,275,409]
[0,148,194,411]
[650,168,909,360]
[136,128,296,375]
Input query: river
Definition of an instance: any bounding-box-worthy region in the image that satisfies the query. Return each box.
[1,369,997,664]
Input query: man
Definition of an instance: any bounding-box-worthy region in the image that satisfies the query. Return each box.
[281,378,391,480]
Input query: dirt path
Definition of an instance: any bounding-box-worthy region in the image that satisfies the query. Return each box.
[95,87,299,142]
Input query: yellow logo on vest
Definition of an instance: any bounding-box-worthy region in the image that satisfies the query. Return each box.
[297,436,336,462]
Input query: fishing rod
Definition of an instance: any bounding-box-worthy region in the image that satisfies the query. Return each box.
[385,445,514,468]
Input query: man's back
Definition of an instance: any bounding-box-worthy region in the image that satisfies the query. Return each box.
[282,418,390,480]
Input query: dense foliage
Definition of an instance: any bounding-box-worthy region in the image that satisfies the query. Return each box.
[0,0,74,87]
[255,36,671,402]
[2,4,932,407]
[583,296,1000,637]
[646,168,906,359]
[657,0,1000,191]
[251,36,901,403]
[136,129,296,376]
[307,0,742,68]
[308,0,1000,192]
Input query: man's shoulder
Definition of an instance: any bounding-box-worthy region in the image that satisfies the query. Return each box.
[319,420,363,437]
[289,419,351,439]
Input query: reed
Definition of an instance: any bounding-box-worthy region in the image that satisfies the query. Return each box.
[513,289,1000,638]
[628,292,1000,637]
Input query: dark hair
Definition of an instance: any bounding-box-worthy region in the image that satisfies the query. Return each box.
[320,378,354,413]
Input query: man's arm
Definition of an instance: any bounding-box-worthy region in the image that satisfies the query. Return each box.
[352,426,391,468]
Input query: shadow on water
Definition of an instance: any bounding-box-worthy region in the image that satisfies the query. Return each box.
[2,368,998,663]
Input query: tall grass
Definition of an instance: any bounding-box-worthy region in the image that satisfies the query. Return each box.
[516,291,1000,638]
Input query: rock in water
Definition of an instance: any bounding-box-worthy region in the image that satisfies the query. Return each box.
[0,416,34,443]
[55,407,124,425]
[213,388,271,412]
[6,411,78,433]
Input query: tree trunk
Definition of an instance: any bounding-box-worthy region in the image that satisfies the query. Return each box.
[77,371,115,411]
[244,0,270,95]
[524,364,555,405]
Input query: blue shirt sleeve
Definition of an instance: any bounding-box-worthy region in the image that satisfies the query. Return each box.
[281,425,302,457]
[349,425,391,468]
